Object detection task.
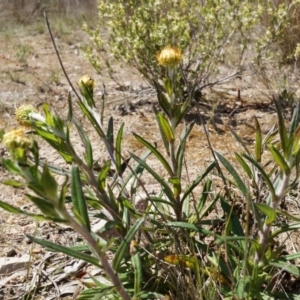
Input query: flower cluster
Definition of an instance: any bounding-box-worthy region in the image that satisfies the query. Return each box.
[156,46,183,67]
[2,128,32,150]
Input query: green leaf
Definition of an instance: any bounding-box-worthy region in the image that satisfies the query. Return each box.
[113,217,145,271]
[176,122,194,178]
[1,179,25,188]
[0,200,64,222]
[26,194,59,218]
[133,133,173,176]
[271,222,300,238]
[289,102,300,138]
[275,101,289,158]
[74,117,93,168]
[130,152,175,203]
[215,151,248,197]
[67,92,73,122]
[107,116,114,145]
[254,117,262,162]
[268,145,290,175]
[41,163,58,201]
[234,153,253,179]
[1,158,22,175]
[156,87,171,118]
[71,166,90,231]
[167,222,214,236]
[181,162,215,204]
[154,106,169,153]
[168,176,181,198]
[98,160,111,191]
[231,129,252,156]
[164,77,172,96]
[27,235,100,267]
[156,112,174,143]
[174,97,192,128]
[255,203,276,226]
[116,123,124,176]
[221,197,244,237]
[243,154,276,201]
[132,253,142,297]
[269,260,300,277]
[77,101,106,138]
[58,176,68,210]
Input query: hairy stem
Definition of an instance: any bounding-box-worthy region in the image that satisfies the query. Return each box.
[61,208,131,300]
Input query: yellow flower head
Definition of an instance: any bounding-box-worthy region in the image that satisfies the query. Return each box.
[2,128,32,150]
[15,104,37,128]
[157,46,183,67]
[78,74,95,94]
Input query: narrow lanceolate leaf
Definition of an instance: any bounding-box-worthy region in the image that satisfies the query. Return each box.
[156,112,175,143]
[1,158,22,175]
[77,101,105,138]
[234,153,253,179]
[289,102,300,138]
[1,179,25,188]
[174,96,192,128]
[98,160,111,191]
[0,200,65,222]
[133,133,173,176]
[132,253,142,297]
[27,235,100,267]
[130,152,175,202]
[181,162,216,204]
[107,116,114,145]
[154,106,169,153]
[215,151,248,197]
[275,101,288,158]
[41,163,58,201]
[27,194,59,218]
[168,176,181,199]
[176,122,194,178]
[254,117,262,162]
[269,260,300,277]
[67,92,73,122]
[231,129,251,156]
[156,87,172,119]
[243,154,276,201]
[255,203,276,226]
[113,217,145,271]
[74,117,93,168]
[268,145,290,175]
[271,222,300,238]
[115,123,124,176]
[71,166,90,231]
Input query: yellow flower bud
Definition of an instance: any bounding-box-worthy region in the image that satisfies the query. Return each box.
[156,46,183,67]
[2,128,32,150]
[15,104,37,128]
[78,74,95,94]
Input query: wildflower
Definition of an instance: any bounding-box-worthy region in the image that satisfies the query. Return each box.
[2,128,32,150]
[78,74,95,95]
[156,46,183,67]
[15,104,37,128]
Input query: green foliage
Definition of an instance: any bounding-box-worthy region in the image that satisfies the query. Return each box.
[2,3,300,298]
[14,44,34,66]
[83,0,261,92]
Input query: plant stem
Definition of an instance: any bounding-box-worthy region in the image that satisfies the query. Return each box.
[254,171,290,263]
[61,207,131,300]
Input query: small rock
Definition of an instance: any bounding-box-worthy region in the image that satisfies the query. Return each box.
[0,255,30,275]
[6,249,17,257]
[32,248,42,254]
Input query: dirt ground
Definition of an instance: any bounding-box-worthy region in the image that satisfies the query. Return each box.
[0,18,300,299]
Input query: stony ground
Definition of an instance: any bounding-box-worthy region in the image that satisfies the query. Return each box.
[0,18,300,299]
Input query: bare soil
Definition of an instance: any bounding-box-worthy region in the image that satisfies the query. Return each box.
[0,19,300,299]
